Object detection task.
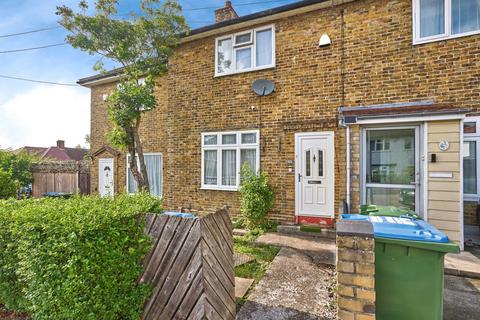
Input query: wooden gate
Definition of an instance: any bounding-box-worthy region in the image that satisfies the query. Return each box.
[140,209,235,320]
[31,161,90,197]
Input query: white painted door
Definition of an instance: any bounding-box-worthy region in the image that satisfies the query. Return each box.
[295,132,335,217]
[99,158,114,197]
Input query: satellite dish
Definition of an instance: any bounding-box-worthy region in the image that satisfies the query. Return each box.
[252,79,275,96]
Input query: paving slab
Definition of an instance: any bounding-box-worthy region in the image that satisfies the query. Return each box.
[444,275,480,320]
[236,247,335,320]
[445,251,480,279]
[234,252,254,267]
[235,277,255,299]
[234,228,249,237]
[256,232,336,265]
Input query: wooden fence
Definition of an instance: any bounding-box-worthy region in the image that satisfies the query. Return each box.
[31,161,90,197]
[140,209,235,320]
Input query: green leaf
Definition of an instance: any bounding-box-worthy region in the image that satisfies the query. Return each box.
[0,193,162,319]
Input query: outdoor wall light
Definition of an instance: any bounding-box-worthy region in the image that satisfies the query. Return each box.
[319,34,331,47]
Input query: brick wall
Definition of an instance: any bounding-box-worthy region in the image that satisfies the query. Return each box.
[88,0,480,222]
[336,219,376,320]
[464,202,478,226]
[90,77,169,195]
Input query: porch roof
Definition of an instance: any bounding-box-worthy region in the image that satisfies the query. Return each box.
[339,101,469,124]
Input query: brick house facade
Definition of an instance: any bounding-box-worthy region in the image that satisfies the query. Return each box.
[80,0,480,249]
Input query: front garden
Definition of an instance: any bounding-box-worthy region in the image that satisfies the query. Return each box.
[233,231,280,309]
[0,193,162,320]
[0,164,281,319]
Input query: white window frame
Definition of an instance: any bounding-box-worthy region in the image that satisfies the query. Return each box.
[126,152,163,197]
[361,125,422,215]
[413,0,480,45]
[463,117,480,201]
[201,130,260,191]
[214,25,276,77]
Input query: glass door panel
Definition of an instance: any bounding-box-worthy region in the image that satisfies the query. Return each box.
[365,128,419,212]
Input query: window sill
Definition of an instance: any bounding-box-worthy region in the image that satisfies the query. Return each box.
[464,194,480,202]
[201,185,238,192]
[413,29,480,45]
[214,65,275,78]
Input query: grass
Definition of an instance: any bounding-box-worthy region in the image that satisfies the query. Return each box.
[233,233,280,310]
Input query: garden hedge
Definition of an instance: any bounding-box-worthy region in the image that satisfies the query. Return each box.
[0,193,162,320]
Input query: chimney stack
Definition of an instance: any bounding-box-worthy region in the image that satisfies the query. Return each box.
[56,140,65,149]
[215,1,238,23]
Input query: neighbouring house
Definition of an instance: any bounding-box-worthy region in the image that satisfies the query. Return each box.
[79,0,480,250]
[15,140,90,197]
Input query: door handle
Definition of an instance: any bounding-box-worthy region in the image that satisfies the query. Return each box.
[298,173,302,182]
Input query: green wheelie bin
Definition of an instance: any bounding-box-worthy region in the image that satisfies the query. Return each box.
[341,214,460,320]
[359,204,419,219]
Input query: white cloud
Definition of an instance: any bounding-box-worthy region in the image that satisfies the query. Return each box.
[0,85,90,149]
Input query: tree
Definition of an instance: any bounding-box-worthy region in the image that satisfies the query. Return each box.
[0,150,34,199]
[57,0,188,192]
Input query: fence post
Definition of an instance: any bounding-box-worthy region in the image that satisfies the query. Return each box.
[336,220,376,320]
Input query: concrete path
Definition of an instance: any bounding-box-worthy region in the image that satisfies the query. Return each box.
[444,275,480,320]
[236,247,336,320]
[255,232,336,265]
[445,251,480,279]
[236,233,336,320]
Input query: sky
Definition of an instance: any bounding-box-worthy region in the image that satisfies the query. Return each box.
[0,0,298,150]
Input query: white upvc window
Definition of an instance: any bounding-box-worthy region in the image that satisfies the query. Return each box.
[215,25,275,77]
[463,117,480,200]
[413,0,480,44]
[126,153,163,197]
[201,130,260,191]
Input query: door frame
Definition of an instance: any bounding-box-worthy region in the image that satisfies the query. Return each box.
[98,158,114,197]
[360,125,425,215]
[295,131,335,218]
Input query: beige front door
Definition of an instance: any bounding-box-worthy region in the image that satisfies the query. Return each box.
[295,132,335,217]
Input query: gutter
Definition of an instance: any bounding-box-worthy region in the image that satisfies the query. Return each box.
[182,0,356,43]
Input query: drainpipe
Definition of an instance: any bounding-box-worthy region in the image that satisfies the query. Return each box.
[346,125,351,213]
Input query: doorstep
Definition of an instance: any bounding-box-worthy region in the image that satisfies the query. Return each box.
[277,224,336,239]
[445,251,480,279]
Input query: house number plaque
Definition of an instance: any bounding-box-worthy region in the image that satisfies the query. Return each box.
[438,140,449,151]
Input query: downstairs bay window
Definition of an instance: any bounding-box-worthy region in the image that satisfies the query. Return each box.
[201,130,259,191]
[127,153,163,197]
[464,118,480,200]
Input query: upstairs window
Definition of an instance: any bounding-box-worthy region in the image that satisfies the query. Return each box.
[215,25,275,76]
[414,0,480,44]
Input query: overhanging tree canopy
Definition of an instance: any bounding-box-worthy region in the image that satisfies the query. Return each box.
[57,0,188,192]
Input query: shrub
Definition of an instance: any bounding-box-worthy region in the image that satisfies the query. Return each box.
[0,193,162,320]
[0,150,34,199]
[239,164,274,229]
